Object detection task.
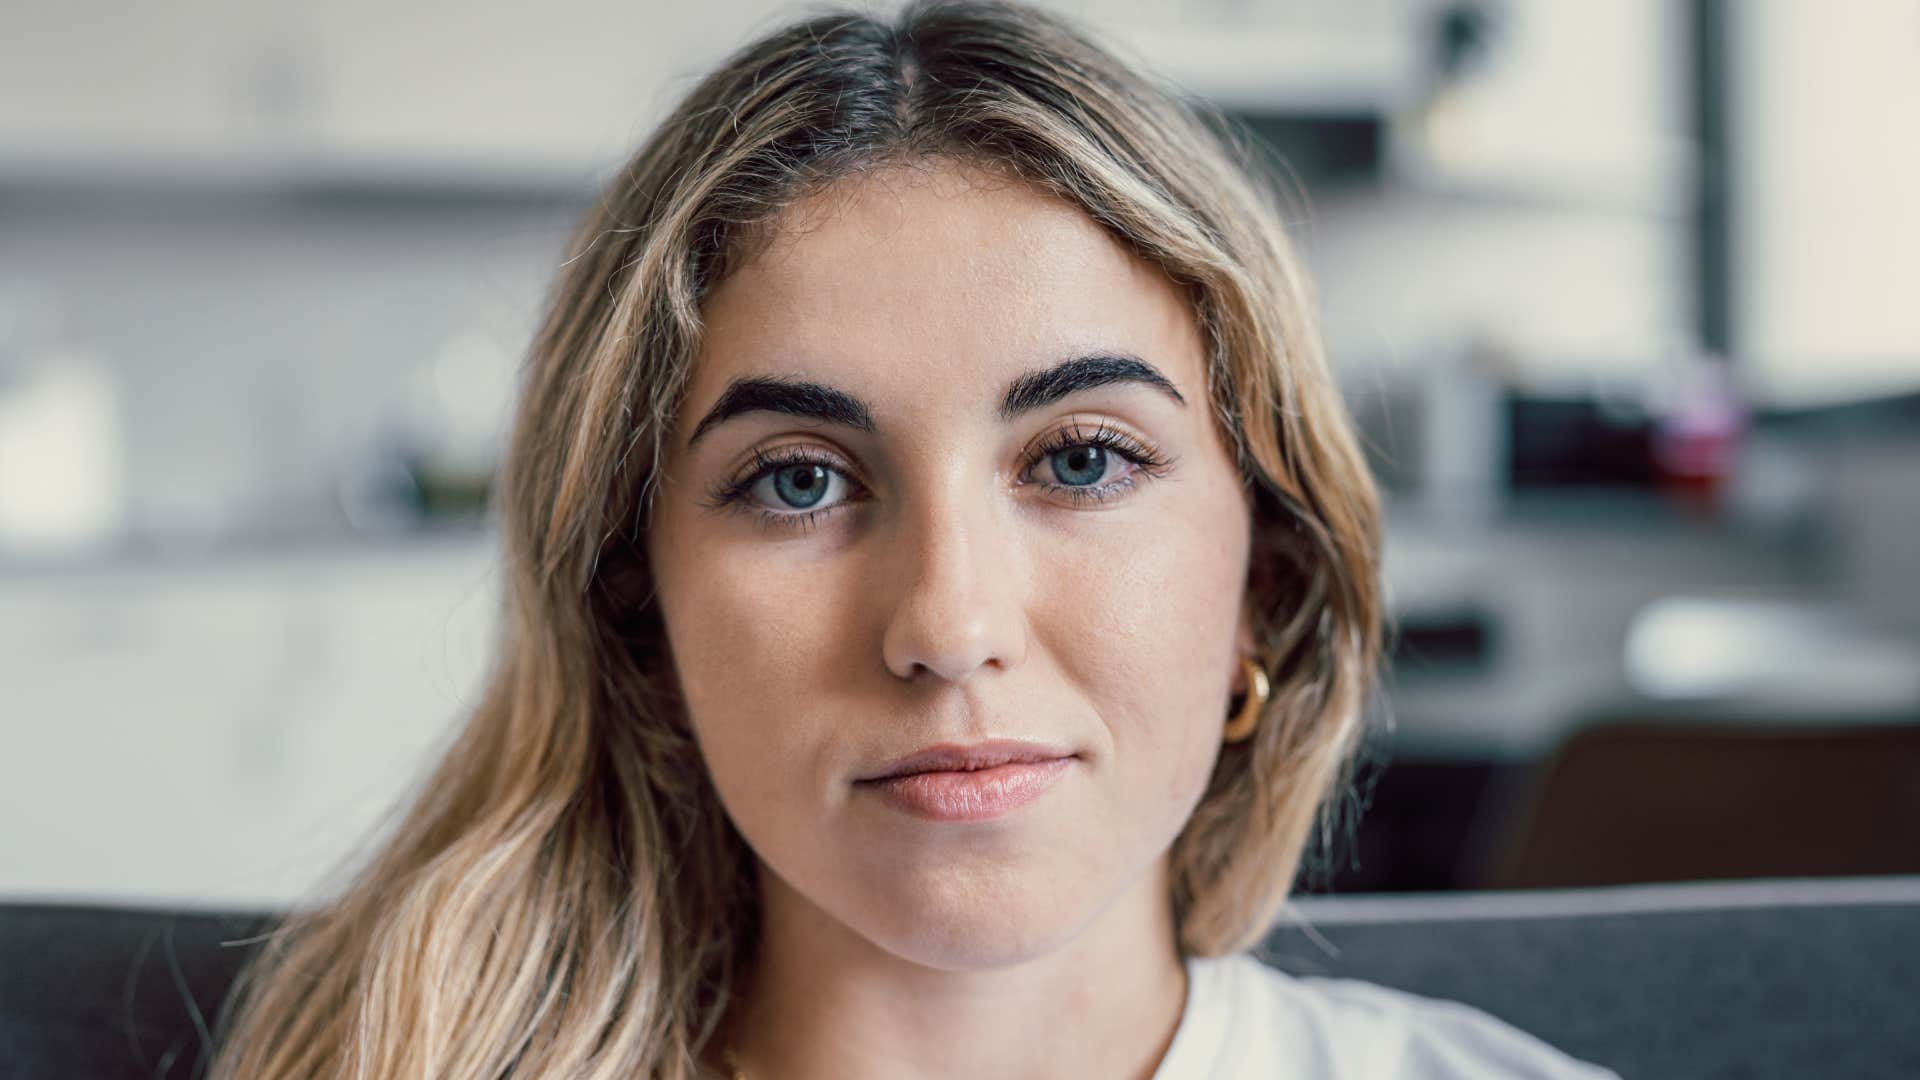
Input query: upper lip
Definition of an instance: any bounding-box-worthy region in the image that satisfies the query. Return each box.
[857,739,1075,782]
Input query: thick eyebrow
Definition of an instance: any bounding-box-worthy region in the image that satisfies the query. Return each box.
[683,353,1186,450]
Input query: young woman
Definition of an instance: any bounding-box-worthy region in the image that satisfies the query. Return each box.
[212,3,1617,1077]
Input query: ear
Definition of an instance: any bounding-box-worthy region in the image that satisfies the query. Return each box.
[1235,593,1259,657]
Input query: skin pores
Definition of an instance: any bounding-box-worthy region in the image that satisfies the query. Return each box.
[647,158,1255,976]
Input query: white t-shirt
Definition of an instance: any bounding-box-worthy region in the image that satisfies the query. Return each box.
[1151,951,1622,1079]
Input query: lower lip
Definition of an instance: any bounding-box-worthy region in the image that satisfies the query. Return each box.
[860,758,1074,822]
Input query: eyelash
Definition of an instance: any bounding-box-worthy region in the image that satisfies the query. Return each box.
[701,419,1175,534]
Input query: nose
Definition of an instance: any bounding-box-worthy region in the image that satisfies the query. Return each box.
[880,482,1028,685]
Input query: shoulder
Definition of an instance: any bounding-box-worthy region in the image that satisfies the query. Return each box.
[1193,952,1621,1080]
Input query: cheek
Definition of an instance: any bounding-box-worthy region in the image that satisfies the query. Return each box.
[1038,489,1249,808]
[657,545,863,816]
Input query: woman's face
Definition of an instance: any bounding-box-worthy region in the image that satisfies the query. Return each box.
[647,159,1255,971]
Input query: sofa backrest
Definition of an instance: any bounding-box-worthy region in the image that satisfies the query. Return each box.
[5,876,1917,1078]
[1272,875,1920,1078]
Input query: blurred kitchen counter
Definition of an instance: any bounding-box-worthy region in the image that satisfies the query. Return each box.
[1380,491,1852,762]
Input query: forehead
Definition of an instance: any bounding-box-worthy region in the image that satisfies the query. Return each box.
[687,159,1207,428]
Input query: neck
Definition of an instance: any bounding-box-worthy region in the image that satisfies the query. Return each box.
[716,857,1189,1080]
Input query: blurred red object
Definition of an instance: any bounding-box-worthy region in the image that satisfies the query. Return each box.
[1652,355,1747,515]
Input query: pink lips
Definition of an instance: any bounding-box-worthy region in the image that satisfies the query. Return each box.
[856,740,1076,822]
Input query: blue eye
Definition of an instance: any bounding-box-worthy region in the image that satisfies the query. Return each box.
[761,462,835,509]
[1047,443,1112,487]
[742,452,857,519]
[707,446,858,533]
[1026,419,1173,505]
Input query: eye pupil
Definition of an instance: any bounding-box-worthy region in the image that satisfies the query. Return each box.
[1053,445,1107,486]
[774,464,830,508]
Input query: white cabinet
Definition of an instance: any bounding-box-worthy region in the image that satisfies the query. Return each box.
[0,0,805,186]
[0,0,277,177]
[0,536,500,906]
[294,1,708,183]
[1052,0,1420,112]
[1731,0,1920,405]
[3,0,1419,188]
[1384,0,1695,217]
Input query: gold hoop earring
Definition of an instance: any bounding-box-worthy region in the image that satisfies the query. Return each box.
[1223,655,1269,743]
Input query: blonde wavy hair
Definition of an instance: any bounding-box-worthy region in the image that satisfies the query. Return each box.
[209,1,1384,1076]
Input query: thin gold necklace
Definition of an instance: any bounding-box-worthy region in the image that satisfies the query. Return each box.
[720,1043,747,1080]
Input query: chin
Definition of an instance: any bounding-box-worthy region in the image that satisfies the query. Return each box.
[844,864,1103,972]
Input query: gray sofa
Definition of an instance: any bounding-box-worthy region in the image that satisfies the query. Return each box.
[4,876,1917,1078]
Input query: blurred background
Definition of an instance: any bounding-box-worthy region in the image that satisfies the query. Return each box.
[2,0,1917,909]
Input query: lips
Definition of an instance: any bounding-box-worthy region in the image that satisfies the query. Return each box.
[856,739,1075,782]
[865,760,1072,822]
